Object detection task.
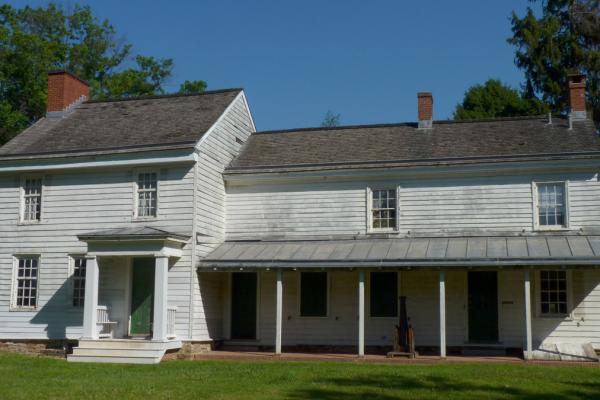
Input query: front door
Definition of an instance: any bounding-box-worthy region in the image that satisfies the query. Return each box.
[230,272,257,340]
[130,258,155,336]
[468,271,499,342]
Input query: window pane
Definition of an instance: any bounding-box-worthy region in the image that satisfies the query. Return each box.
[371,189,397,230]
[300,272,327,317]
[370,272,398,317]
[14,257,38,308]
[540,270,567,315]
[537,183,566,227]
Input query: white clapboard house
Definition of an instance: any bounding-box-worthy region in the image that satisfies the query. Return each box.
[1,71,600,364]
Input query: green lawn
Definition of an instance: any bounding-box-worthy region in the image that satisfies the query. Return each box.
[1,352,600,399]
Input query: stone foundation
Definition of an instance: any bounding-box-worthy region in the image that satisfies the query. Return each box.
[163,341,217,361]
[0,340,72,358]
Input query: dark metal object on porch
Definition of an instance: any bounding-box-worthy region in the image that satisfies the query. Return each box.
[388,296,417,358]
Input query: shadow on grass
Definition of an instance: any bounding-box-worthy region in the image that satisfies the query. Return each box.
[286,372,600,400]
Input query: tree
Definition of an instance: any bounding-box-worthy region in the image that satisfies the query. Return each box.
[0,3,206,145]
[508,0,600,125]
[321,110,341,127]
[178,80,207,95]
[454,79,549,120]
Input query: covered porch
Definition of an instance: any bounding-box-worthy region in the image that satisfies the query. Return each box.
[68,227,189,364]
[198,234,600,362]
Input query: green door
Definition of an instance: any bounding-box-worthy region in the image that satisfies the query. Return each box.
[231,272,257,340]
[130,258,155,336]
[468,271,499,342]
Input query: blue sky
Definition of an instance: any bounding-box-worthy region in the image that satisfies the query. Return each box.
[10,1,537,130]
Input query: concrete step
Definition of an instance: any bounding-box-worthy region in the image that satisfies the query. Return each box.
[67,354,162,364]
[461,347,507,357]
[72,348,164,358]
[77,339,171,350]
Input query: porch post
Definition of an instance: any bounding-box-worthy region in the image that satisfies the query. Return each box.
[275,269,283,355]
[439,270,446,358]
[82,255,99,339]
[524,270,533,360]
[358,270,365,357]
[153,255,169,341]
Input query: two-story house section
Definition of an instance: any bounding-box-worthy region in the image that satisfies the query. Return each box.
[0,71,255,363]
[200,74,600,362]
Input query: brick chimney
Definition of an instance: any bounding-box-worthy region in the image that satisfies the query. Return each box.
[568,74,586,121]
[47,71,89,115]
[417,92,433,129]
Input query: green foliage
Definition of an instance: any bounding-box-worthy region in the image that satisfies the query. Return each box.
[179,79,207,94]
[0,3,206,145]
[454,79,549,120]
[321,110,341,127]
[508,0,600,124]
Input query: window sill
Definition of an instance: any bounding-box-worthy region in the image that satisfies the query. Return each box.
[534,227,571,232]
[535,314,572,321]
[17,221,41,226]
[132,217,158,222]
[9,307,37,312]
[367,229,400,235]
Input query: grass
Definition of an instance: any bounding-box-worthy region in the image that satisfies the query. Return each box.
[1,352,600,399]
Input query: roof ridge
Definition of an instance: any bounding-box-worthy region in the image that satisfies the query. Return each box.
[84,88,243,104]
[253,115,556,135]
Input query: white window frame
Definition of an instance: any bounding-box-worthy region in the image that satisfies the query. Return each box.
[19,176,43,224]
[133,170,159,220]
[367,186,400,233]
[534,269,573,319]
[532,181,569,231]
[297,271,330,318]
[69,255,87,308]
[10,255,40,311]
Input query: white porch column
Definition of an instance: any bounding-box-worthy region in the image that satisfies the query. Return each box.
[439,270,446,358]
[82,255,99,339]
[524,270,533,360]
[358,270,365,357]
[275,269,283,355]
[153,255,169,341]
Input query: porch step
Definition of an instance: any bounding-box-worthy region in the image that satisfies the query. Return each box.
[461,347,507,357]
[532,342,599,362]
[67,339,181,364]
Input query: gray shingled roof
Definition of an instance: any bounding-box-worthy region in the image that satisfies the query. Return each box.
[228,116,600,172]
[78,226,190,242]
[199,234,600,269]
[0,89,241,159]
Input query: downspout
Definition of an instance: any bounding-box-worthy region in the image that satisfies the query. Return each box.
[188,154,200,340]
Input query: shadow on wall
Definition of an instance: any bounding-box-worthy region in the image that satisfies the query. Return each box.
[30,278,83,340]
[197,271,226,339]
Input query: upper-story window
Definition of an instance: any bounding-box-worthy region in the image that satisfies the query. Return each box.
[371,189,397,231]
[535,182,567,229]
[136,172,158,218]
[21,177,42,222]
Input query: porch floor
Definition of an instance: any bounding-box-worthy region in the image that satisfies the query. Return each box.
[192,350,599,367]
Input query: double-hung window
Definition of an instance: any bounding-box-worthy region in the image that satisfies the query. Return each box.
[71,257,86,308]
[371,189,397,230]
[12,257,39,309]
[535,182,567,229]
[300,272,328,317]
[539,270,568,316]
[136,172,158,218]
[21,177,42,222]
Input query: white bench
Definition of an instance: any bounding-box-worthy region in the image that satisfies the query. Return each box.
[97,305,118,338]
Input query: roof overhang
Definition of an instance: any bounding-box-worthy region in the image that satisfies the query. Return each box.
[0,146,197,173]
[198,234,600,271]
[78,227,190,258]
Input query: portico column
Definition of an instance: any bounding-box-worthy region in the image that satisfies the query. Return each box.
[275,269,283,355]
[358,270,365,357]
[153,255,169,341]
[524,270,533,360]
[439,270,446,358]
[82,255,99,339]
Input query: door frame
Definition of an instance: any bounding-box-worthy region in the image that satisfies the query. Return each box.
[228,271,261,341]
[464,270,502,344]
[128,257,155,337]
